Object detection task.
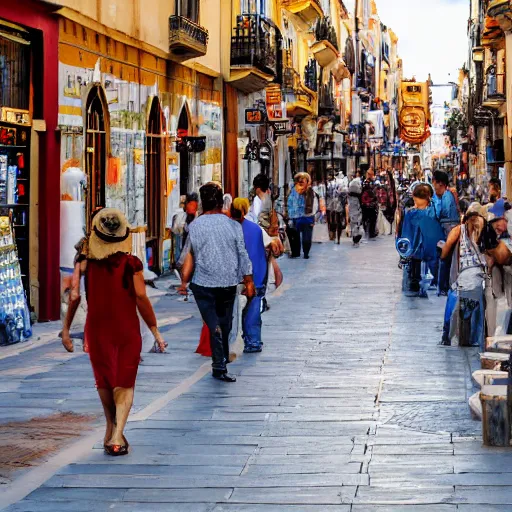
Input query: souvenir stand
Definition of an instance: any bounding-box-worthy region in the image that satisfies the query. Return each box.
[0,110,32,344]
[0,216,32,344]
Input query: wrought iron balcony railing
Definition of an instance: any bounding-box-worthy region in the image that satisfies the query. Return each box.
[231,14,282,80]
[169,15,208,60]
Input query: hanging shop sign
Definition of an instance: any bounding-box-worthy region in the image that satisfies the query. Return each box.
[398,81,431,144]
[245,108,266,125]
[266,85,285,121]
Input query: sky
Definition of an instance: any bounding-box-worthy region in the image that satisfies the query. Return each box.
[344,0,469,85]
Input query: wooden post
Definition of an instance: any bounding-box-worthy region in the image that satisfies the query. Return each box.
[481,385,510,446]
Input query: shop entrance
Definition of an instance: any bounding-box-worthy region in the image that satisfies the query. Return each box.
[178,106,190,195]
[85,86,109,230]
[146,97,166,273]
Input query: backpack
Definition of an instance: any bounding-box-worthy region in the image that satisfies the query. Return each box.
[361,187,376,208]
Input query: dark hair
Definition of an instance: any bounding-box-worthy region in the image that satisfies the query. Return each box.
[230,204,243,221]
[186,192,199,204]
[253,173,270,193]
[200,183,223,212]
[413,184,432,201]
[432,171,449,187]
[489,177,502,191]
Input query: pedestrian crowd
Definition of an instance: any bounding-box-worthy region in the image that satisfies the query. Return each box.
[57,165,404,457]
[396,171,512,350]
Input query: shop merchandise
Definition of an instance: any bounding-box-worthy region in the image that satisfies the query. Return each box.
[0,216,32,345]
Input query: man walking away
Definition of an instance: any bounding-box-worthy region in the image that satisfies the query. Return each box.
[432,171,460,295]
[179,183,255,382]
[361,169,379,239]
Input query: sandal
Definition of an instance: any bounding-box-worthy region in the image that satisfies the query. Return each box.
[104,434,129,456]
[105,444,128,456]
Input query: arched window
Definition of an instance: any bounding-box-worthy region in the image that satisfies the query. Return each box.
[85,86,109,230]
[178,106,190,196]
[146,97,166,272]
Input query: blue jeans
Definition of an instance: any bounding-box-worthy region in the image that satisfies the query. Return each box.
[190,283,237,374]
[242,286,266,350]
[459,288,485,350]
[293,218,314,257]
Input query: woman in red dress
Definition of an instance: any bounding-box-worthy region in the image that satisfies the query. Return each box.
[62,208,166,456]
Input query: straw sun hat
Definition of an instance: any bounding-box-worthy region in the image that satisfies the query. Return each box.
[88,208,132,260]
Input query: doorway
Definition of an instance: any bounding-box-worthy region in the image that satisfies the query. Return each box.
[146,97,166,273]
[85,86,109,230]
[178,106,190,196]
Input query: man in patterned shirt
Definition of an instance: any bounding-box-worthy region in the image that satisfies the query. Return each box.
[179,183,255,382]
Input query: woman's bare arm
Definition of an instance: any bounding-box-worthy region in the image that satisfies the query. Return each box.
[134,271,166,352]
[441,225,461,260]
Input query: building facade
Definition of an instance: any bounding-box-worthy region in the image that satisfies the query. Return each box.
[465,0,509,194]
[0,0,401,321]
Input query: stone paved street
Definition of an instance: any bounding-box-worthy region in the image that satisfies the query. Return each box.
[3,236,512,511]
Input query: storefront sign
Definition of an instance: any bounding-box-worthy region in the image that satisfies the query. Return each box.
[270,120,291,135]
[245,109,265,125]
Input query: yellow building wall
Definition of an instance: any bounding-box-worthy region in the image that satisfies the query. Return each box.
[48,0,221,74]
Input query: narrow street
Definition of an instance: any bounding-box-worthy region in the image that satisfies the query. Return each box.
[2,237,511,511]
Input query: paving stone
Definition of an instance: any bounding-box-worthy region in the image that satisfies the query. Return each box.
[6,239,512,511]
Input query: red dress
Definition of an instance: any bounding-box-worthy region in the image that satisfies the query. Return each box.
[85,253,143,389]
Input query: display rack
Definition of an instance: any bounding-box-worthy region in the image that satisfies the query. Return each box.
[0,216,32,344]
[0,120,31,306]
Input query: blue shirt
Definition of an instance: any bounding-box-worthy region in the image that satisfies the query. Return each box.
[188,214,252,288]
[287,188,305,219]
[400,207,444,262]
[432,190,459,223]
[242,220,267,288]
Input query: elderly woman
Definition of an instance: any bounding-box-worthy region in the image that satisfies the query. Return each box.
[441,202,510,347]
[287,172,319,259]
[62,208,166,455]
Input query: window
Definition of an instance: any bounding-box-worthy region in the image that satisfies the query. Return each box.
[85,86,109,229]
[146,97,166,243]
[0,21,31,110]
[175,0,199,23]
[240,0,268,15]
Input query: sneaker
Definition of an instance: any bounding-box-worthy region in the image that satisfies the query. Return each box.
[244,346,263,354]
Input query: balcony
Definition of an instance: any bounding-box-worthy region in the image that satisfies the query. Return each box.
[230,14,281,94]
[281,0,323,24]
[283,68,317,117]
[488,0,512,35]
[483,72,506,108]
[169,15,208,61]
[312,18,339,68]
